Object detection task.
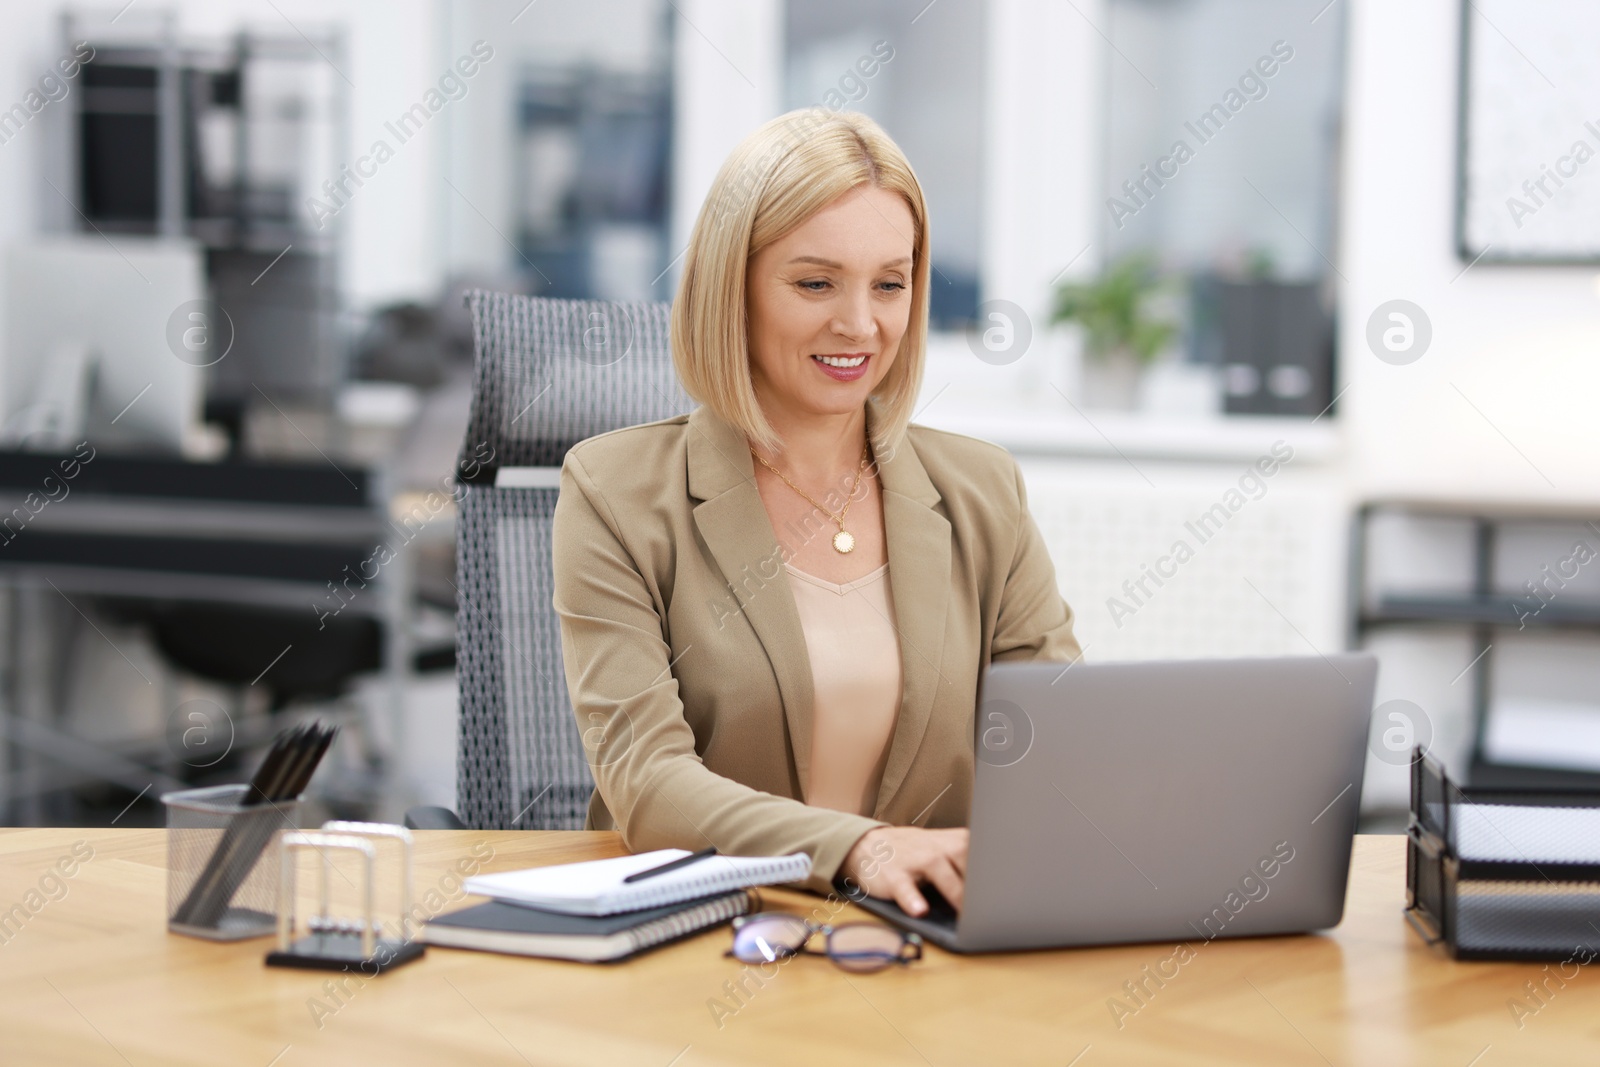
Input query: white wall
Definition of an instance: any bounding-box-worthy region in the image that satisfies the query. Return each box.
[1341,0,1600,504]
[983,0,1102,328]
[0,6,80,245]
[669,0,784,260]
[0,3,82,353]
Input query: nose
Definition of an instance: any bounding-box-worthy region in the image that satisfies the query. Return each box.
[831,284,877,344]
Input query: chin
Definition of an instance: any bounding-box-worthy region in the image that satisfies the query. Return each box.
[800,384,878,416]
[761,363,894,421]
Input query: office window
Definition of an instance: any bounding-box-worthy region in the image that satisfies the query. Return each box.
[445,0,674,301]
[1102,0,1346,416]
[783,0,986,330]
[514,64,672,300]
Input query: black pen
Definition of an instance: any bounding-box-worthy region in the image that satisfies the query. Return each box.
[623,847,719,883]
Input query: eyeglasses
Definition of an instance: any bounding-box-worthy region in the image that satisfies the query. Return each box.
[727,912,923,973]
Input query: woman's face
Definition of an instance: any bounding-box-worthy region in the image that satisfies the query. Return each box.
[745,183,915,430]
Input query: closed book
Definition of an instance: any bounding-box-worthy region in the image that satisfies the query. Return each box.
[422,890,752,962]
[464,849,812,916]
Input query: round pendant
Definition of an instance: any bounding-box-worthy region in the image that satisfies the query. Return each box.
[832,529,856,554]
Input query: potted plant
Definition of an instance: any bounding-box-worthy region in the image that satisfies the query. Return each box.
[1050,252,1179,410]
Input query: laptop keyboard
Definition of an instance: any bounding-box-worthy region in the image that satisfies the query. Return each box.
[852,882,960,934]
[915,884,959,929]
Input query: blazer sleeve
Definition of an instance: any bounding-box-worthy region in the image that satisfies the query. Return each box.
[550,450,886,891]
[990,456,1084,664]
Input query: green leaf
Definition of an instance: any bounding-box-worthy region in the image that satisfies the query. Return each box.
[1050,252,1179,364]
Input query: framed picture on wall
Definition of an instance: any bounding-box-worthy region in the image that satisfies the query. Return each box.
[1456,0,1600,263]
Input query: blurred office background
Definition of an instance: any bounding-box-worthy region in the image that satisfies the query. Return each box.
[1,0,1598,831]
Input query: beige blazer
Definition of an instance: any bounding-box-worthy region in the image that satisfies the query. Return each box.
[551,405,1082,891]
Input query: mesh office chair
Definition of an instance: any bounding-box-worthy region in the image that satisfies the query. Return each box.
[407,292,692,832]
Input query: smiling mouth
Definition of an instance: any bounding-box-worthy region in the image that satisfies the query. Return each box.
[813,353,869,368]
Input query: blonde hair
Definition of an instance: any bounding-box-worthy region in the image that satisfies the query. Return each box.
[671,108,931,457]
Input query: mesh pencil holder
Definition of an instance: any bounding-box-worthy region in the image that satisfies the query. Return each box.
[1406,747,1600,961]
[164,784,303,941]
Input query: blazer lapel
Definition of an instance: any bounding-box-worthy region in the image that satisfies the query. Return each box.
[686,407,818,792]
[871,420,950,816]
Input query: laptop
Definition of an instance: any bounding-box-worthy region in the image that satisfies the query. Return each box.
[849,653,1378,952]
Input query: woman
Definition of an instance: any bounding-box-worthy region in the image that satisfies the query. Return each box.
[551,108,1081,918]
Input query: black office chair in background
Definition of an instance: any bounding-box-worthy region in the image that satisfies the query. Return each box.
[405,292,692,833]
[144,603,382,708]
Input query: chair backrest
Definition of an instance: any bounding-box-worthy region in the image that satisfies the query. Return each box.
[455,292,693,829]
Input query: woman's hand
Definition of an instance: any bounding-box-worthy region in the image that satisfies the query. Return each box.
[839,826,969,917]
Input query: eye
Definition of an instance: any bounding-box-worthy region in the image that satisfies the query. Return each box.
[878,280,906,293]
[798,279,830,292]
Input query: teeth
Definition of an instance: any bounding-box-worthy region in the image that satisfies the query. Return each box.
[815,354,867,368]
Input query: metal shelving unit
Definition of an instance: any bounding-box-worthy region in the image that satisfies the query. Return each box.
[63,9,349,407]
[1352,499,1600,790]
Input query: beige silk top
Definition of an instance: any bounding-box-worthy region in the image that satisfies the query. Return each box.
[783,560,903,816]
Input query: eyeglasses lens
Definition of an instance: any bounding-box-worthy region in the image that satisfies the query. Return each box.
[731,915,811,963]
[826,923,908,973]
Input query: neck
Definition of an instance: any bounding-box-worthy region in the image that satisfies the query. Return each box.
[752,404,869,488]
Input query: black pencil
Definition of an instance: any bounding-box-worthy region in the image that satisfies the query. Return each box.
[243,730,294,805]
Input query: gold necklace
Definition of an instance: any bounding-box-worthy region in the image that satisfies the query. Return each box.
[751,441,872,553]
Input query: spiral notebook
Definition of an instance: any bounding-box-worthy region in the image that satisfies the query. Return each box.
[465,850,812,916]
[423,890,752,962]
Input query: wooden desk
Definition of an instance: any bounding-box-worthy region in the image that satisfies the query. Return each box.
[0,830,1592,1066]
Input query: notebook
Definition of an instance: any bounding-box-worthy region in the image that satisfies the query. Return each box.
[464,849,812,916]
[423,891,752,962]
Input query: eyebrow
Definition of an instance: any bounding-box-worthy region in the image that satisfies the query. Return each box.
[786,255,911,269]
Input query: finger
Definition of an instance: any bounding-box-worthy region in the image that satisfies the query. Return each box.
[922,857,965,914]
[836,872,870,902]
[945,834,969,878]
[887,873,930,917]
